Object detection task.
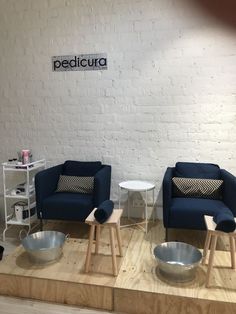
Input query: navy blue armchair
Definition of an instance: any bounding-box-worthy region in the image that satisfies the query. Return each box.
[35,161,111,228]
[163,162,236,240]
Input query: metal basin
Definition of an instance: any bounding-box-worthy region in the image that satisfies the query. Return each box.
[154,242,202,282]
[21,231,67,264]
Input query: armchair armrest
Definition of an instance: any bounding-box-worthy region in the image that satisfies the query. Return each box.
[35,164,63,215]
[93,165,111,207]
[163,167,174,228]
[221,169,236,216]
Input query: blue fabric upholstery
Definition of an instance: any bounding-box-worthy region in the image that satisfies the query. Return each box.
[94,165,112,207]
[169,198,232,230]
[35,164,63,212]
[163,167,174,229]
[221,169,236,216]
[94,200,114,224]
[35,161,111,224]
[175,162,220,179]
[43,193,94,221]
[213,211,236,233]
[163,162,236,232]
[62,161,102,176]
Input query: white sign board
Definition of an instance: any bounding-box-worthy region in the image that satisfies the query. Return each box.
[52,53,107,71]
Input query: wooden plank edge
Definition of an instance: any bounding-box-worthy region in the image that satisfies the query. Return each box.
[114,287,236,314]
[0,273,113,311]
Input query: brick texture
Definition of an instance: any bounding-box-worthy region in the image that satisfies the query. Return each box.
[0,0,236,220]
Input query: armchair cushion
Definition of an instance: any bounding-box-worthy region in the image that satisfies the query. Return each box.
[175,162,221,179]
[62,161,102,176]
[42,192,94,221]
[169,197,232,230]
[56,175,94,194]
[172,177,223,200]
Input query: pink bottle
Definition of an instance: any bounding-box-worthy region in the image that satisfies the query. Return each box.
[21,150,30,164]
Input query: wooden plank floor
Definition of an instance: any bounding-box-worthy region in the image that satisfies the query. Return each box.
[0,221,133,311]
[0,219,236,314]
[114,223,236,313]
[0,295,113,314]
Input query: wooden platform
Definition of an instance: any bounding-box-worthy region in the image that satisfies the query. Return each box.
[0,220,236,314]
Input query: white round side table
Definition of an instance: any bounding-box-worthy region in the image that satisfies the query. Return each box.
[118,180,155,233]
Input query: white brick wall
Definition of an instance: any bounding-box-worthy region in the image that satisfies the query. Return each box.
[0,0,236,220]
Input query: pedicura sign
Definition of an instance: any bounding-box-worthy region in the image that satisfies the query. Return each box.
[52,53,107,72]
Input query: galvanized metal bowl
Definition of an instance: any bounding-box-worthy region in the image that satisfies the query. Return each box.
[154,241,202,282]
[21,231,67,264]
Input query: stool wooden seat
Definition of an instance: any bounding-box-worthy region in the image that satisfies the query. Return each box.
[84,208,123,276]
[202,215,236,287]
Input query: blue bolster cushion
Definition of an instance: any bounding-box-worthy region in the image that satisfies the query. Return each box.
[94,200,114,224]
[213,212,236,233]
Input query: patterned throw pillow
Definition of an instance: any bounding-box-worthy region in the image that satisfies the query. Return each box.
[56,175,94,194]
[172,177,223,200]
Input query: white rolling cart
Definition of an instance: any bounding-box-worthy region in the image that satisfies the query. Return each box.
[2,159,46,241]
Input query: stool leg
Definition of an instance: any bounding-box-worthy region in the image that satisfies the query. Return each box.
[109,226,118,276]
[127,190,130,220]
[229,236,236,269]
[116,221,123,257]
[85,225,95,273]
[145,189,148,233]
[95,225,101,254]
[118,186,121,209]
[152,188,155,222]
[202,231,211,265]
[206,235,218,288]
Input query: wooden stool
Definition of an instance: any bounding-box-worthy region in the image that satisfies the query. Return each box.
[202,215,236,287]
[84,208,123,276]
